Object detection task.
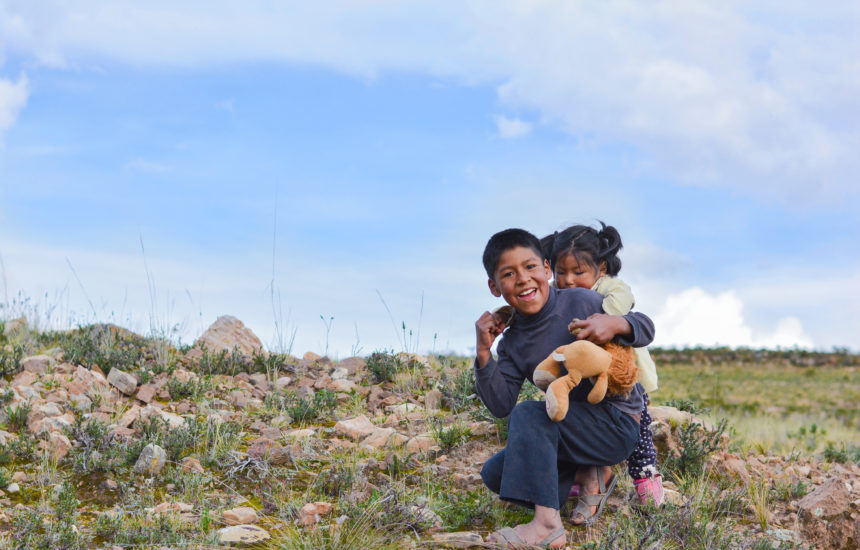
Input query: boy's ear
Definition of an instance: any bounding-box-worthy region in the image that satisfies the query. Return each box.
[488,277,502,297]
[544,259,552,278]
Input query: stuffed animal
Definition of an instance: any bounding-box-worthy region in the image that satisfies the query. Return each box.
[533,321,638,422]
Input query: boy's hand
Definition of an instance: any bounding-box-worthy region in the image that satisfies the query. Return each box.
[571,313,631,345]
[475,311,506,367]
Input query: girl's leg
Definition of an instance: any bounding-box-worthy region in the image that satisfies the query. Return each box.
[625,394,663,504]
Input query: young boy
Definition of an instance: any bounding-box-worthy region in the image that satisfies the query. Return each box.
[474,228,654,547]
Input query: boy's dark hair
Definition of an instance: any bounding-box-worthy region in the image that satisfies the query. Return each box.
[542,221,623,276]
[482,228,545,278]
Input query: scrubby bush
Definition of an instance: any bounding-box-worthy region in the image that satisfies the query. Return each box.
[663,418,728,479]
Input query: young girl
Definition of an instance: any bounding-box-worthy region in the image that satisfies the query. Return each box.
[541,222,664,510]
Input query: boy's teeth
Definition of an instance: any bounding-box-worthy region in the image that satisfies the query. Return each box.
[519,289,535,296]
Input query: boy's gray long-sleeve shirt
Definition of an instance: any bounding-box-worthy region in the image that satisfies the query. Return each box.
[475,287,655,418]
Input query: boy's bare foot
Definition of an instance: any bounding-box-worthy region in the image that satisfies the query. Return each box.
[570,466,615,526]
[487,505,566,548]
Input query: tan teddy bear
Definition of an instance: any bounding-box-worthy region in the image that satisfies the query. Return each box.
[534,320,639,422]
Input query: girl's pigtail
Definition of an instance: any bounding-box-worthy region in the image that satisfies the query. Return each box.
[539,232,557,263]
[597,221,623,276]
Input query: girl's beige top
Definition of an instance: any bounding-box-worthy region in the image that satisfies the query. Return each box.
[592,276,659,393]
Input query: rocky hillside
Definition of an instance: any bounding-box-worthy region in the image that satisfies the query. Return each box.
[0,316,857,549]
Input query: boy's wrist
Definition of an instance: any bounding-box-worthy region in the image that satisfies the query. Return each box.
[476,347,491,368]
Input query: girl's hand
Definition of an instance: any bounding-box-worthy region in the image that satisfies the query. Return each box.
[571,313,631,345]
[475,311,506,367]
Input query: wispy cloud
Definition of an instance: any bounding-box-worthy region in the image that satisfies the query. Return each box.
[124,157,170,173]
[0,73,29,137]
[493,114,532,139]
[2,2,850,200]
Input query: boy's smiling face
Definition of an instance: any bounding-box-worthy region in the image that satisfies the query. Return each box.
[488,245,552,316]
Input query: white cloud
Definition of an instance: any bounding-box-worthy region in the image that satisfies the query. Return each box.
[2,3,858,200]
[493,114,532,139]
[652,287,814,349]
[0,73,29,136]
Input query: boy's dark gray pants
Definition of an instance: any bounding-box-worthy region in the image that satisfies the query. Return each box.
[481,400,639,510]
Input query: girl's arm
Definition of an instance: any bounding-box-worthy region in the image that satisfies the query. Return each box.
[595,277,635,316]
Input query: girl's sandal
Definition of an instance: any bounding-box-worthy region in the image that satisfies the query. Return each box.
[571,474,617,526]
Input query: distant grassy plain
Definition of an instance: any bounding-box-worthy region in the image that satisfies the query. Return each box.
[650,348,860,454]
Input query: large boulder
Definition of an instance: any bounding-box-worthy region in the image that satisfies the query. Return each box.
[192,315,263,356]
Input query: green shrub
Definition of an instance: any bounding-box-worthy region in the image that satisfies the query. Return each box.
[663,418,728,479]
[50,324,154,375]
[0,343,24,376]
[165,376,212,401]
[366,351,404,383]
[194,346,252,376]
[5,401,31,432]
[439,362,477,412]
[429,418,471,453]
[12,482,90,549]
[288,389,338,423]
[67,415,126,474]
[822,441,860,464]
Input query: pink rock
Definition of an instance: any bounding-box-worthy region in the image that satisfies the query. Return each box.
[193,315,263,355]
[362,428,396,449]
[223,506,258,525]
[334,415,376,440]
[406,436,436,454]
[136,384,156,404]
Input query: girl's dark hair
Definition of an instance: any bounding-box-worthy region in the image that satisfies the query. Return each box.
[543,221,623,276]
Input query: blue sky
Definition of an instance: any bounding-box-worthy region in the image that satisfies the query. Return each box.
[1,2,859,355]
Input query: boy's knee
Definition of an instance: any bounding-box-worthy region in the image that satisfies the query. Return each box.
[481,452,504,494]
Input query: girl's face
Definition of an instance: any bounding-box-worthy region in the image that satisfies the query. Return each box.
[553,253,605,290]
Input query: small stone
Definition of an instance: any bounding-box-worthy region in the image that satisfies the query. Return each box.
[5,483,19,494]
[180,457,205,474]
[299,501,333,525]
[285,428,315,439]
[107,367,138,395]
[362,428,396,449]
[218,524,270,544]
[424,389,443,410]
[10,472,26,483]
[330,367,348,380]
[274,376,292,390]
[136,384,156,403]
[21,355,53,374]
[134,443,167,475]
[247,437,291,466]
[303,351,322,361]
[223,506,259,525]
[104,479,119,490]
[330,379,356,392]
[387,402,420,416]
[334,415,376,440]
[338,356,366,375]
[430,531,484,548]
[45,432,72,462]
[257,425,279,438]
[406,436,436,454]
